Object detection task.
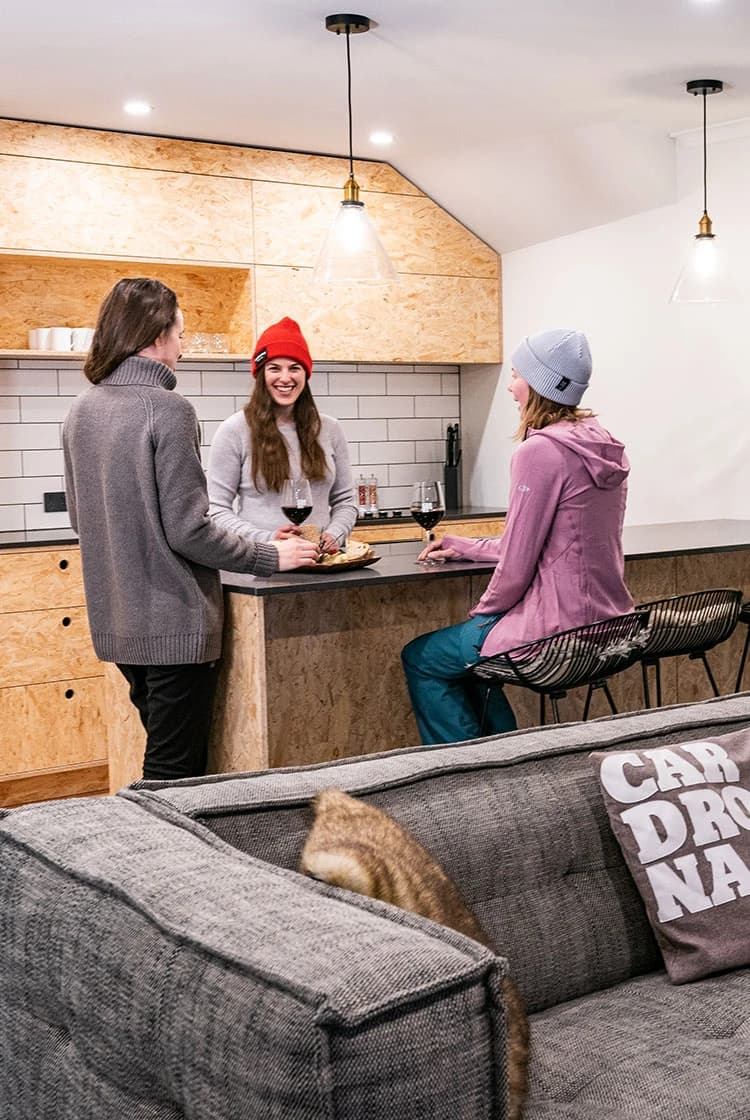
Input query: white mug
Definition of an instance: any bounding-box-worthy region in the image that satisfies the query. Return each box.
[72,327,94,352]
[47,327,73,351]
[28,328,50,350]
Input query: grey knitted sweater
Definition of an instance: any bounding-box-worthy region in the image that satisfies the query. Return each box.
[62,356,279,665]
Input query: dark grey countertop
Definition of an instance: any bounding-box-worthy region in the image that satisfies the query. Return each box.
[221,519,750,598]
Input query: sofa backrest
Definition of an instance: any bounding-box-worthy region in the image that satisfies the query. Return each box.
[130,694,750,1014]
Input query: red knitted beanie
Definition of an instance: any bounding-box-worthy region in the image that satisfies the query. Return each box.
[251,317,312,380]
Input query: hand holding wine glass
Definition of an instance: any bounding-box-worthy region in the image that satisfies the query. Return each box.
[410,480,446,564]
[280,477,313,527]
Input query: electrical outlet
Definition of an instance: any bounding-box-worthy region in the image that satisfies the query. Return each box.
[43,491,68,513]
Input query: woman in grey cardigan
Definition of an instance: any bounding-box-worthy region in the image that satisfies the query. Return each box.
[207,317,357,553]
[63,280,318,781]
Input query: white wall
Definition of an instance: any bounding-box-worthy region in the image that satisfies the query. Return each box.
[462,126,750,526]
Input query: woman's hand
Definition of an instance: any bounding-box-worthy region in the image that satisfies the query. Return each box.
[418,539,461,563]
[272,537,319,570]
[273,525,302,540]
[318,531,340,555]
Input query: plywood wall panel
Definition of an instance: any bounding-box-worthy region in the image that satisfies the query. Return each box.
[0,256,253,352]
[253,182,498,277]
[255,266,501,364]
[1,677,106,775]
[0,119,421,195]
[0,156,254,263]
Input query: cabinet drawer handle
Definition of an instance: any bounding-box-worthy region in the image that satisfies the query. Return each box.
[61,616,71,627]
[64,688,74,699]
[59,559,69,570]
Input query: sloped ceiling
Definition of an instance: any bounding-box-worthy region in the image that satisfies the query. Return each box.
[3,0,750,252]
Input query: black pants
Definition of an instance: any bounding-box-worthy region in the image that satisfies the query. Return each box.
[117,661,220,781]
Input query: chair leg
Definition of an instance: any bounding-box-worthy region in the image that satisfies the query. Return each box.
[539,693,546,726]
[697,652,720,697]
[479,685,491,735]
[550,695,561,724]
[641,661,652,709]
[654,660,663,708]
[736,626,750,693]
[582,684,594,721]
[600,680,619,715]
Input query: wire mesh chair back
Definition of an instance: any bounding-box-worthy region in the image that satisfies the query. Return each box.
[734,600,750,693]
[473,611,651,695]
[635,588,742,660]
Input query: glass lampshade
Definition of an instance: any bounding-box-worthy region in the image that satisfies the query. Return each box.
[313,199,397,285]
[670,234,739,304]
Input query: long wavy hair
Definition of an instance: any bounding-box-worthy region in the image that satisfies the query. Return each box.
[84,278,178,385]
[515,386,594,441]
[243,370,328,492]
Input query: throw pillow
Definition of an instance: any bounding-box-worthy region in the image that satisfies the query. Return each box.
[591,728,750,983]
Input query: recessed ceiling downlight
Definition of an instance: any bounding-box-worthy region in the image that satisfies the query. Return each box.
[369,130,394,145]
[123,100,153,116]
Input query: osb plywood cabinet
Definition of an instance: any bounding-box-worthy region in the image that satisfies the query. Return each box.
[0,546,108,808]
[0,118,501,365]
[351,515,506,546]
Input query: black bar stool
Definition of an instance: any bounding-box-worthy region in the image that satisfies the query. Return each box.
[471,610,650,729]
[735,600,750,693]
[635,588,742,708]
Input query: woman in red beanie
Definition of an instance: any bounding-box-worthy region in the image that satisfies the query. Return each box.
[207,317,357,552]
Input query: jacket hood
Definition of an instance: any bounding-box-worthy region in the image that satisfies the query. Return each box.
[530,417,629,489]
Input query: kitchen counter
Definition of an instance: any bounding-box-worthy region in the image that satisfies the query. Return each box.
[95,519,750,791]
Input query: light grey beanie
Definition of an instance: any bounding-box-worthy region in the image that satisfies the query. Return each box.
[511,328,592,406]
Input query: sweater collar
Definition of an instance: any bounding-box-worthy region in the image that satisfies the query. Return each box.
[103,355,177,391]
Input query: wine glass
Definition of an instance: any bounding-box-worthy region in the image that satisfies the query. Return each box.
[280,478,313,527]
[410,480,445,564]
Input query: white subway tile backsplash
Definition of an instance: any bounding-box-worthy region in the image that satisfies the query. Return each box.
[329,372,385,396]
[386,373,442,395]
[0,424,61,451]
[0,475,61,504]
[359,396,415,419]
[388,418,443,441]
[0,450,22,477]
[338,418,389,442]
[0,504,24,530]
[316,396,359,419]
[21,397,76,423]
[22,449,65,476]
[415,396,460,418]
[0,368,58,395]
[0,359,461,531]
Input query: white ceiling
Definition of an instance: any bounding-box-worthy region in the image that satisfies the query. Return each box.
[3,0,750,253]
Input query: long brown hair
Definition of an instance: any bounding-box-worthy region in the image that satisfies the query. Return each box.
[243,370,328,491]
[515,386,594,441]
[84,278,179,385]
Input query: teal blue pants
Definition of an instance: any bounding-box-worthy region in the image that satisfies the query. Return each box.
[401,614,517,745]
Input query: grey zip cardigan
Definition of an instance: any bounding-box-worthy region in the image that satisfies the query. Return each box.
[63,356,279,664]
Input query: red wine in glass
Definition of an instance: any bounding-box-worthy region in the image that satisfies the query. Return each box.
[280,478,313,527]
[410,480,446,562]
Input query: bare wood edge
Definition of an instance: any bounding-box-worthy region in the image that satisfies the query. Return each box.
[0,760,109,808]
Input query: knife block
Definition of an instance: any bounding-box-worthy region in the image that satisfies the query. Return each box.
[443,463,462,511]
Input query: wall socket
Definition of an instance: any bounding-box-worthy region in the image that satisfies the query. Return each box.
[43,491,68,513]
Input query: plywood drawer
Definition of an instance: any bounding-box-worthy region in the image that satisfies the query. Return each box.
[0,676,107,776]
[0,605,102,688]
[351,516,505,546]
[0,547,84,613]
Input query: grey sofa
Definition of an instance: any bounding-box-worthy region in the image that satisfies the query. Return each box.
[3,693,750,1119]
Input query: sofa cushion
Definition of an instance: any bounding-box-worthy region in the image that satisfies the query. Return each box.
[128,694,750,1014]
[591,727,750,983]
[525,966,750,1119]
[0,796,510,1120]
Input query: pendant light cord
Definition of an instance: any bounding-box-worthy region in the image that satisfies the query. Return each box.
[346,25,354,179]
[702,88,708,217]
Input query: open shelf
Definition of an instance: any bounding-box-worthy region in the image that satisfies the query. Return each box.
[0,253,253,354]
[2,349,252,363]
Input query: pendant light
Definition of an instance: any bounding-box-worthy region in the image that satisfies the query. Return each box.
[312,14,397,286]
[670,79,737,304]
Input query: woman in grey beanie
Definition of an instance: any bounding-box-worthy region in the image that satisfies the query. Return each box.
[402,328,633,745]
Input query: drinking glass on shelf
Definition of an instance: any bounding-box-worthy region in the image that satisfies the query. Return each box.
[410,480,446,564]
[280,478,313,527]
